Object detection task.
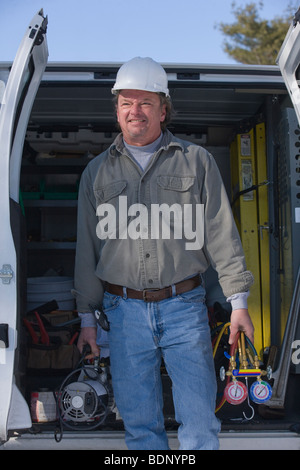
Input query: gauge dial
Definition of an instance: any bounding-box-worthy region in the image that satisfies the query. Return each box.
[250,380,272,404]
[224,380,248,405]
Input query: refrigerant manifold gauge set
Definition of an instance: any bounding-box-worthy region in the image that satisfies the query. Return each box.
[213,324,273,417]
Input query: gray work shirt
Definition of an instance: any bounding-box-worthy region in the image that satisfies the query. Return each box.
[73,130,253,314]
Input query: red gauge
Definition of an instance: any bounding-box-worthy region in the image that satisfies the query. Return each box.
[224,380,248,405]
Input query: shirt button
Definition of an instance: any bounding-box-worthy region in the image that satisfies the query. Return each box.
[146,253,150,258]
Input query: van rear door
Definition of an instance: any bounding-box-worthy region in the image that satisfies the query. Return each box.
[277,7,300,126]
[0,9,48,442]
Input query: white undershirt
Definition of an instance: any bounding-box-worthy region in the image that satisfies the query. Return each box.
[123,133,163,170]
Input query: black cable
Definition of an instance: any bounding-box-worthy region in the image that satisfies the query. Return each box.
[231,180,269,207]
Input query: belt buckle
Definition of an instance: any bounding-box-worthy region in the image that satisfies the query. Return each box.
[143,288,160,302]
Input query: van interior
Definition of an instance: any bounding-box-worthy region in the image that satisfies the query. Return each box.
[15,63,300,438]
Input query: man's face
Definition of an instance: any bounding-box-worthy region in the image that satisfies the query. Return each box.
[117,89,166,146]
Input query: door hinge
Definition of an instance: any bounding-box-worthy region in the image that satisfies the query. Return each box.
[0,264,13,284]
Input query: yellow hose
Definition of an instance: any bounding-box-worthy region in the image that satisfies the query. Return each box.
[213,322,231,413]
[213,322,231,358]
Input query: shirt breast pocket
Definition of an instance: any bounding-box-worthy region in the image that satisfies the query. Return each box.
[156,175,196,205]
[94,181,127,237]
[94,180,127,206]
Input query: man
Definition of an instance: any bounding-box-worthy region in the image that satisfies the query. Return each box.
[74,57,254,450]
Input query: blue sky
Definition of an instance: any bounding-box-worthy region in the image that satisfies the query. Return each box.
[0,0,294,65]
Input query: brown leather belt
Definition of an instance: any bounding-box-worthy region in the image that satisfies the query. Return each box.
[105,275,201,302]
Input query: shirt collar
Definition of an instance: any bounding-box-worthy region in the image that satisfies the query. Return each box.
[109,129,183,157]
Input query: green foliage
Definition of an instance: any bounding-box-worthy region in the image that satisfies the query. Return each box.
[218,1,297,64]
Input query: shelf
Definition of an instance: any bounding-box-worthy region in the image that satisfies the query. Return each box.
[23,200,78,207]
[27,241,76,250]
[21,159,89,174]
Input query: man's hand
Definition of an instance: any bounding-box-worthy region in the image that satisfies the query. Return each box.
[229,308,254,345]
[77,326,100,359]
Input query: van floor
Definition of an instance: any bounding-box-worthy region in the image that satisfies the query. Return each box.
[22,371,300,438]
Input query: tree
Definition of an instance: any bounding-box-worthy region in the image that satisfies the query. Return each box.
[218,1,297,64]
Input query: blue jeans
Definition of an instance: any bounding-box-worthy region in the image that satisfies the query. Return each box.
[103,284,220,450]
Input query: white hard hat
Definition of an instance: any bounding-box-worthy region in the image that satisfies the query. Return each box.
[112,57,169,97]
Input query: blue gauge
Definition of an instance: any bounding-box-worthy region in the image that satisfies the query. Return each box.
[250,380,272,404]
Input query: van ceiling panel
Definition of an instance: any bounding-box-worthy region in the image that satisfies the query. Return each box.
[29,85,115,127]
[28,64,287,130]
[28,84,269,129]
[171,88,265,125]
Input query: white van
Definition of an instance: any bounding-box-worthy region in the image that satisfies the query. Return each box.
[0,9,299,450]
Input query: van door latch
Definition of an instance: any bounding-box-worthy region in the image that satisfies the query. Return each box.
[0,264,13,284]
[0,324,9,348]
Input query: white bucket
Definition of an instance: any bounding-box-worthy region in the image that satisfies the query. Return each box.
[27,276,75,311]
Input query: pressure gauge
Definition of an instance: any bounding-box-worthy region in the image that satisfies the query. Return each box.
[224,380,248,405]
[250,380,272,404]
